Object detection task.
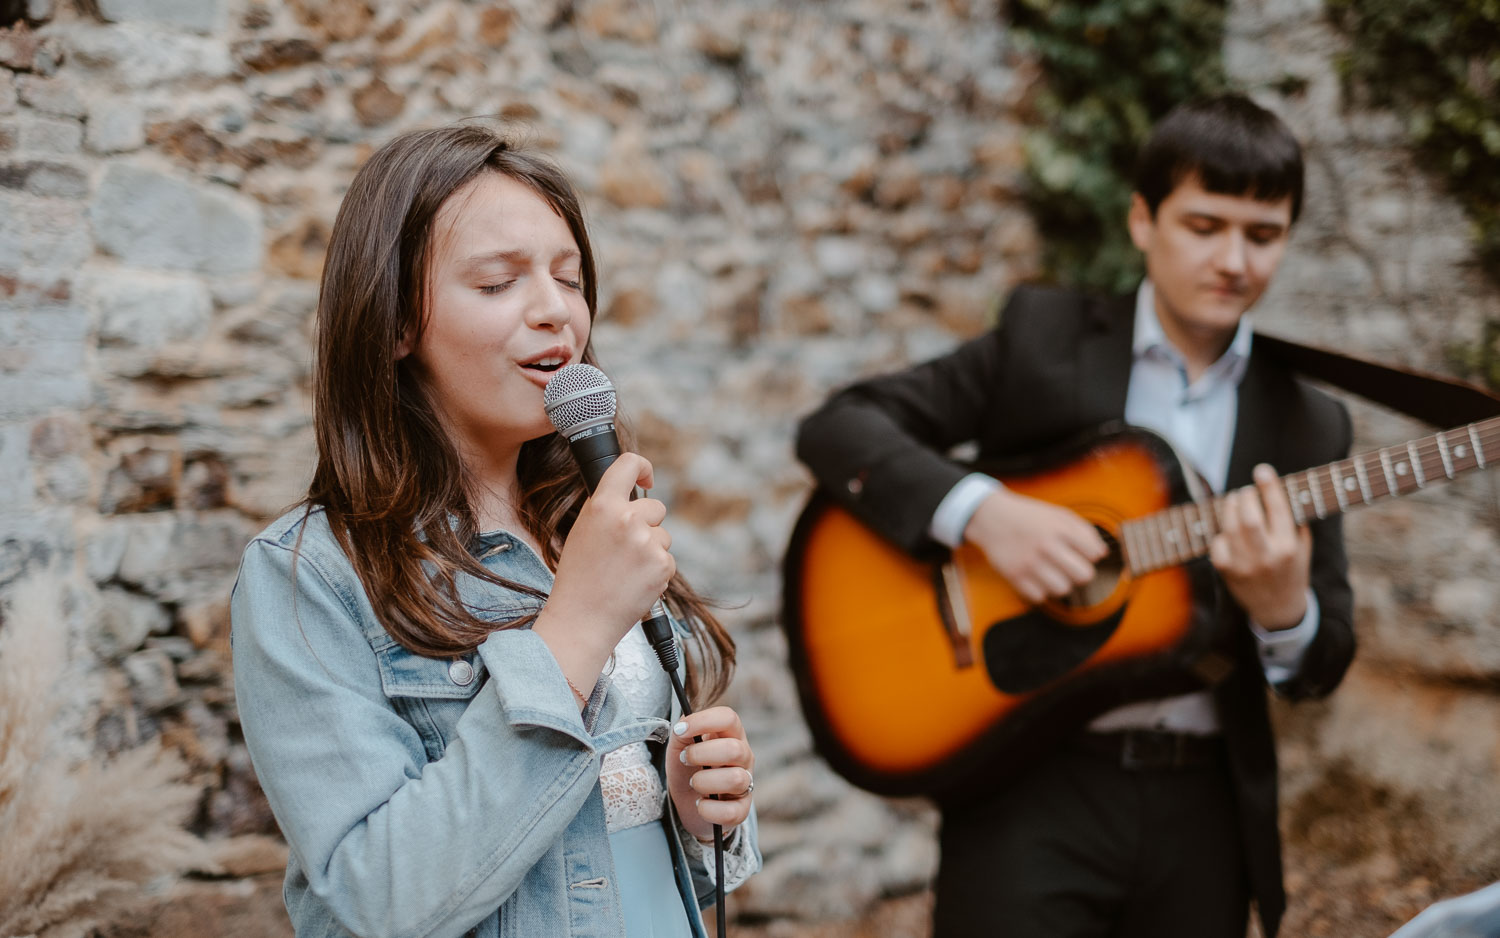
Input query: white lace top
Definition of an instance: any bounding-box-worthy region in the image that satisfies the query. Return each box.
[600,623,671,833]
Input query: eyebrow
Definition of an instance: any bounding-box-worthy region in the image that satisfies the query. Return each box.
[458,248,582,272]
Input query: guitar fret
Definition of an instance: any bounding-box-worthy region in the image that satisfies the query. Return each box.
[1285,476,1306,525]
[1378,447,1398,497]
[1308,467,1328,518]
[1179,506,1202,555]
[1437,431,1456,479]
[1330,462,1350,512]
[1407,441,1426,487]
[1137,517,1160,573]
[1353,453,1373,504]
[1192,501,1215,547]
[1154,514,1173,569]
[1162,513,1184,565]
[1470,424,1486,468]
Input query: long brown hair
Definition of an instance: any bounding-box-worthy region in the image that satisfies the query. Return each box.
[305,124,734,705]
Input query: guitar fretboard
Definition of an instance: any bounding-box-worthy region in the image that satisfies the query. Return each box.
[1120,416,1500,577]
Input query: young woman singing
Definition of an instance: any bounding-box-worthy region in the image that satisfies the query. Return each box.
[231,124,759,938]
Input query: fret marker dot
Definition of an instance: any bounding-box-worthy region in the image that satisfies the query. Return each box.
[1344,478,1357,491]
[1396,462,1409,475]
[1299,491,1312,503]
[1456,445,1469,458]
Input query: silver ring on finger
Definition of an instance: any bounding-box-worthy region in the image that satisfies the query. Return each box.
[742,771,754,797]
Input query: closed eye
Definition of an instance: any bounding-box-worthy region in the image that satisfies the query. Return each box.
[478,282,514,295]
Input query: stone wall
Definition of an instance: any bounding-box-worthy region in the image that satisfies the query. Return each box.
[1,0,1496,934]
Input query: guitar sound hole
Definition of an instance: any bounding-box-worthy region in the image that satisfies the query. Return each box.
[1058,528,1123,610]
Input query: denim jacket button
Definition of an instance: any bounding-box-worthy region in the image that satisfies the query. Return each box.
[449,659,475,686]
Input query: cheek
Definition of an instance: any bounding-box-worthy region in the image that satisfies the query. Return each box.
[1245,247,1287,285]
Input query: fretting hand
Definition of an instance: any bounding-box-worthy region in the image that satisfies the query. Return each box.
[1209,463,1311,630]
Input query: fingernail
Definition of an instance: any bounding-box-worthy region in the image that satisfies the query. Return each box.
[679,749,689,764]
[673,721,688,736]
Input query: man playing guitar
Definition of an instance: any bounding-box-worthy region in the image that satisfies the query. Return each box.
[795,94,1355,938]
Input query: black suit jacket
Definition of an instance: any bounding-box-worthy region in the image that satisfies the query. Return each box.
[795,285,1357,938]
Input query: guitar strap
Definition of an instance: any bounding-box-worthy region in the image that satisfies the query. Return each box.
[1255,333,1500,425]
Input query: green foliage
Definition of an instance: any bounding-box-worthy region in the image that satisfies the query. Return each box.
[1010,0,1229,293]
[1327,0,1500,279]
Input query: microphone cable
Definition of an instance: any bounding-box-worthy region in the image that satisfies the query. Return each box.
[544,364,729,938]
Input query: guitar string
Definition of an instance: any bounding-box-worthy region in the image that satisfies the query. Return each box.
[1121,419,1500,576]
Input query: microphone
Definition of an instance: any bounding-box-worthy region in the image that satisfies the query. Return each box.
[542,363,680,675]
[544,363,728,938]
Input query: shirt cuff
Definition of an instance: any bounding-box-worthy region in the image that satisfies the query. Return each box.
[1249,589,1320,685]
[929,473,1002,548]
[678,821,756,892]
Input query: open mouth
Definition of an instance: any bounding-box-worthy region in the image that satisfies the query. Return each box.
[521,355,567,374]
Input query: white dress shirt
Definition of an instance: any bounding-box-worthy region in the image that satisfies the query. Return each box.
[929,281,1320,734]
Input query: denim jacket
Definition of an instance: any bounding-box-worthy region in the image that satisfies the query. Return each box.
[230,506,760,938]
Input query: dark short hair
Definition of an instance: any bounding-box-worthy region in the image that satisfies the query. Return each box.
[1134,94,1304,222]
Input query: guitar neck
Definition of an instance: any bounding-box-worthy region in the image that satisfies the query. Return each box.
[1122,416,1500,577]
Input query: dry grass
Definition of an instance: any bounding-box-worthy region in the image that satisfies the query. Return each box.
[0,571,214,938]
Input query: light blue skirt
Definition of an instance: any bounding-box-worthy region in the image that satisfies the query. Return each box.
[609,820,695,938]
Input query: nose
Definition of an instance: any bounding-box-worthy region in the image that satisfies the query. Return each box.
[524,275,576,331]
[1214,230,1247,278]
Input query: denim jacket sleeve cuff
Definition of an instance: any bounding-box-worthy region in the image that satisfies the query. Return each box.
[476,627,598,741]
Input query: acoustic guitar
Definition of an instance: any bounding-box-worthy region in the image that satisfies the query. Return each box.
[781,417,1500,798]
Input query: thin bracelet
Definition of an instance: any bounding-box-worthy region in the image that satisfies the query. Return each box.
[565,674,589,706]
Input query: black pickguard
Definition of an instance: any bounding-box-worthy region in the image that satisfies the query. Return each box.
[982,606,1125,694]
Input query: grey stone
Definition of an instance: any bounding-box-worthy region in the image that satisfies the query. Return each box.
[0,421,34,510]
[122,647,182,711]
[94,586,171,658]
[27,0,55,22]
[91,163,263,274]
[813,236,866,279]
[84,99,145,154]
[66,23,233,89]
[0,159,89,198]
[0,306,93,418]
[88,270,213,351]
[0,192,92,273]
[17,114,83,154]
[114,513,253,597]
[14,75,86,119]
[0,510,72,591]
[97,0,229,33]
[0,72,15,115]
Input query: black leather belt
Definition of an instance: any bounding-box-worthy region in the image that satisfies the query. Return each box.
[1075,729,1225,770]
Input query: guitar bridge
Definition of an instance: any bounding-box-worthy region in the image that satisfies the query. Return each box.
[933,561,976,669]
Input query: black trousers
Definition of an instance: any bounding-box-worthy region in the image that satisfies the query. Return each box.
[932,734,1250,938]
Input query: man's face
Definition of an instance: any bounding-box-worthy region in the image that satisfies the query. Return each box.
[1128,173,1294,350]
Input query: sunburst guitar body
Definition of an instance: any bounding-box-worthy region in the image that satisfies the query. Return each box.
[784,412,1500,797]
[781,425,1226,798]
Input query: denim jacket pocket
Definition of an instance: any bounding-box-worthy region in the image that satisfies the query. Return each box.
[373,639,489,761]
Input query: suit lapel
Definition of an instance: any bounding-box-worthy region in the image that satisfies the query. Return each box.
[1226,347,1284,489]
[1075,293,1136,424]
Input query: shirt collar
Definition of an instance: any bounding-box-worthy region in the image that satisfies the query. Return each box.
[1132,280,1253,388]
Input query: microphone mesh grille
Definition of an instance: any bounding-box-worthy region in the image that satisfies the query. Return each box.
[543,363,617,436]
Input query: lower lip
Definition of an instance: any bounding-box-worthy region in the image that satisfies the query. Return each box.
[517,364,563,387]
